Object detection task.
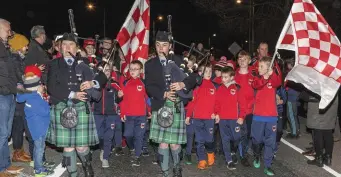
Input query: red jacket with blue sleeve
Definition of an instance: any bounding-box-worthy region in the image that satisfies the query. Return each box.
[252,66,282,117]
[186,79,216,119]
[120,78,148,117]
[214,81,246,120]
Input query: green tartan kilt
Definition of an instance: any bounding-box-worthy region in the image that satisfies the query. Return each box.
[46,102,99,147]
[149,99,187,144]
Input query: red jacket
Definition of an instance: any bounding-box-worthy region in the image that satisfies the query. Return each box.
[120,78,148,117]
[186,79,216,119]
[235,68,255,115]
[214,82,246,119]
[212,76,222,85]
[252,68,282,117]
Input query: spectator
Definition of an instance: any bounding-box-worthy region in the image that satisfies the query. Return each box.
[0,18,24,176]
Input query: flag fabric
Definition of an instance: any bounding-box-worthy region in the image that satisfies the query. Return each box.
[275,0,341,109]
[116,0,150,67]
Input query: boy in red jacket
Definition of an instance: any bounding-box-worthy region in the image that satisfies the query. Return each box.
[186,63,218,170]
[119,60,148,167]
[215,66,246,170]
[251,56,282,176]
[234,51,255,167]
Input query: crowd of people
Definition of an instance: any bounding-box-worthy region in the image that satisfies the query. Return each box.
[0,17,340,177]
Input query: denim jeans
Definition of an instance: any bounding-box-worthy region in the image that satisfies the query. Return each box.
[34,135,46,171]
[0,94,16,172]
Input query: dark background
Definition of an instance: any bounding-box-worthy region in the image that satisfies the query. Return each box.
[1,0,340,58]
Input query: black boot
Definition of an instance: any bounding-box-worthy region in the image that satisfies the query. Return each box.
[307,155,323,167]
[173,165,182,177]
[79,152,94,177]
[323,154,332,166]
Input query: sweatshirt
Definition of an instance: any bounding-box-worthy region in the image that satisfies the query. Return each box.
[186,79,216,119]
[235,68,256,115]
[120,78,148,117]
[214,81,246,119]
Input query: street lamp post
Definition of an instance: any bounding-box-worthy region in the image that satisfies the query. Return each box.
[87,3,106,37]
[152,15,164,42]
[209,33,216,47]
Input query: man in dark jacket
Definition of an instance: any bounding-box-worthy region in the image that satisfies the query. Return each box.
[0,18,24,176]
[25,26,49,84]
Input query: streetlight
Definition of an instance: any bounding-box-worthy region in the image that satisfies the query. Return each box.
[86,3,95,11]
[236,0,242,4]
[86,2,107,37]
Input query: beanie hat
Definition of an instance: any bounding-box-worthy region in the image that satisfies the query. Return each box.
[215,56,228,68]
[24,65,42,91]
[83,38,95,49]
[8,34,29,52]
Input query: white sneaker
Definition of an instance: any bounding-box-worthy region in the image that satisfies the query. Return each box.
[100,150,104,162]
[102,159,109,168]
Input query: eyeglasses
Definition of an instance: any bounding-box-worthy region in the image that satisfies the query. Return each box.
[129,68,141,71]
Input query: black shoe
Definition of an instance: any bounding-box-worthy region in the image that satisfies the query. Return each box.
[307,155,323,167]
[302,149,316,156]
[80,153,94,177]
[185,154,192,165]
[241,157,251,167]
[132,157,141,167]
[173,166,182,177]
[129,149,135,157]
[227,162,236,170]
[231,153,238,164]
[323,154,332,166]
[142,148,150,157]
[115,147,125,156]
[152,154,159,165]
[286,133,299,139]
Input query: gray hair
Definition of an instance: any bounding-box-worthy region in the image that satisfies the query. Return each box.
[0,18,10,27]
[30,25,45,39]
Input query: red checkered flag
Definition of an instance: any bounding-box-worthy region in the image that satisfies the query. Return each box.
[116,0,150,67]
[274,0,341,109]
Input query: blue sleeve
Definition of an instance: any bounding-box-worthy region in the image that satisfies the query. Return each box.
[16,93,27,103]
[146,97,151,106]
[281,88,287,104]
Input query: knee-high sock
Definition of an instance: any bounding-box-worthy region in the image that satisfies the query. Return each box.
[158,148,170,175]
[171,147,181,167]
[77,148,90,163]
[62,151,77,177]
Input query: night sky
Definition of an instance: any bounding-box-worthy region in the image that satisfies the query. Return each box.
[0,0,220,53]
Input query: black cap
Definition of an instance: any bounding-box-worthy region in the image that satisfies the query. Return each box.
[61,33,78,44]
[155,31,170,42]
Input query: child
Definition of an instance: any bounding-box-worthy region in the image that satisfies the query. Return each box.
[119,60,148,167]
[212,56,228,85]
[186,63,218,170]
[215,66,246,170]
[184,62,205,165]
[251,56,282,176]
[234,50,255,167]
[16,65,54,177]
[274,86,287,158]
[93,67,123,168]
[186,55,196,70]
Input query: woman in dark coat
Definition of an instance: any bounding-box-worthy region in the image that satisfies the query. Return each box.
[301,90,338,167]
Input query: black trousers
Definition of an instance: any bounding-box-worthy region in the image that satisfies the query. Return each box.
[312,129,334,157]
[12,115,34,155]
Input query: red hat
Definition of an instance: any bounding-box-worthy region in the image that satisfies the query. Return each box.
[83,38,95,48]
[215,56,228,68]
[226,60,236,69]
[24,65,42,78]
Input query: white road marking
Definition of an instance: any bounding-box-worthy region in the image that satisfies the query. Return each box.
[281,138,341,177]
[49,163,66,177]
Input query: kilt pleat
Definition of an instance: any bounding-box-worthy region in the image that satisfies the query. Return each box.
[149,99,187,144]
[46,102,99,147]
